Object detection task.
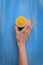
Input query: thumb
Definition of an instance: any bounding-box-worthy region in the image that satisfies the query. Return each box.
[15,26,19,33]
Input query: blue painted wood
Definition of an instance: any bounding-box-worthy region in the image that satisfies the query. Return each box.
[0,0,43,65]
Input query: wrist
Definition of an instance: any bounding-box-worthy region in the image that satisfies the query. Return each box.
[17,42,25,49]
[18,44,26,52]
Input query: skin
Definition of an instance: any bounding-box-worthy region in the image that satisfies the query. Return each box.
[15,20,32,65]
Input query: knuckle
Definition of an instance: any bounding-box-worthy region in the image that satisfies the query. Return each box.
[31,25,32,28]
[26,31,29,35]
[22,30,25,33]
[29,25,32,30]
[30,26,32,30]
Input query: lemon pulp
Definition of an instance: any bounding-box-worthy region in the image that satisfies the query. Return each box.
[16,16,26,27]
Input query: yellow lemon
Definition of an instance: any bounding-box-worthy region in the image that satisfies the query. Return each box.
[16,16,26,27]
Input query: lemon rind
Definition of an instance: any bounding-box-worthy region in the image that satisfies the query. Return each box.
[16,16,26,27]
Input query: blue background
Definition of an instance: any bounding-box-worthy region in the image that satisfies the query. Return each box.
[0,0,43,65]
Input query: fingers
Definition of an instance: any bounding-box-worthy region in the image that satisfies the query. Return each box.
[15,20,32,35]
[15,26,19,34]
[27,25,32,32]
[25,26,32,35]
[26,20,31,26]
[21,26,27,32]
[21,20,32,32]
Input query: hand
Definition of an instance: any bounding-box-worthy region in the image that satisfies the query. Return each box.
[15,20,32,48]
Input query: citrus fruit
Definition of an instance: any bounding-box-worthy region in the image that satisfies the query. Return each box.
[16,16,26,27]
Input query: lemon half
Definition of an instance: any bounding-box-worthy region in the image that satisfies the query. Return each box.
[16,16,26,27]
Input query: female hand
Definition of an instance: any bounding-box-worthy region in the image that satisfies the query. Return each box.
[15,20,32,48]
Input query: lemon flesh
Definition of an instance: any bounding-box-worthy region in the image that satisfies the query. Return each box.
[16,16,26,27]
